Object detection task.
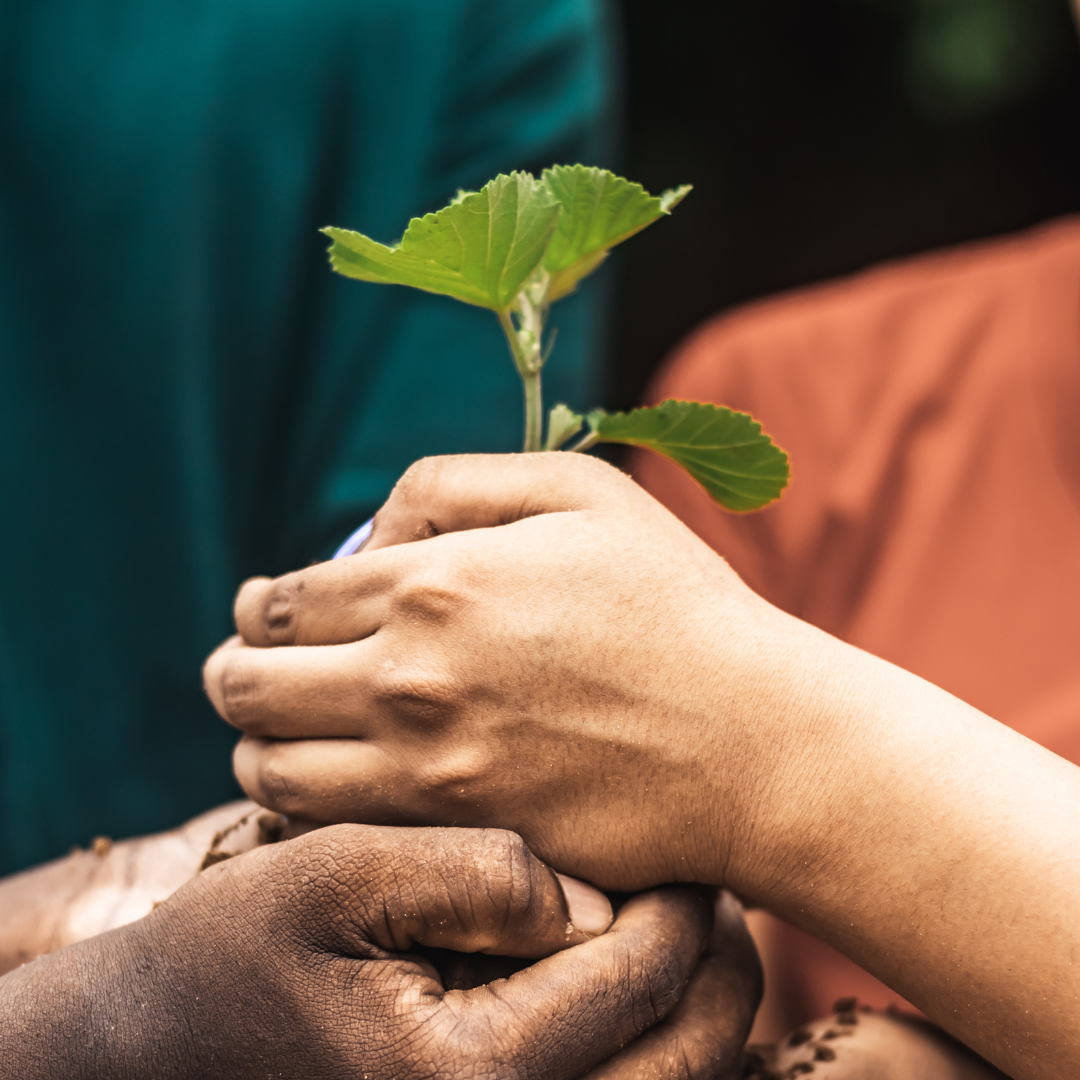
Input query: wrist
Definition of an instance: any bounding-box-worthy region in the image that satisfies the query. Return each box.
[699,604,881,902]
[0,922,192,1080]
[0,945,103,1079]
[708,622,1080,1079]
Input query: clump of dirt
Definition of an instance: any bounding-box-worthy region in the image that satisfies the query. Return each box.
[198,850,234,870]
[741,1044,779,1079]
[198,811,286,871]
[742,998,863,1079]
[256,813,284,845]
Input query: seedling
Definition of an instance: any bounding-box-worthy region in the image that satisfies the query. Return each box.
[323,166,788,512]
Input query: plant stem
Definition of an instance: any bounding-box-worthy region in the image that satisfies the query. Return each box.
[498,307,545,453]
[566,430,600,453]
[522,369,543,453]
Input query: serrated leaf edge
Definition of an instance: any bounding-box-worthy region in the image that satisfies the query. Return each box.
[590,400,789,511]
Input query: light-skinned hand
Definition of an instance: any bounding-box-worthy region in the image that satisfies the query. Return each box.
[206,453,808,894]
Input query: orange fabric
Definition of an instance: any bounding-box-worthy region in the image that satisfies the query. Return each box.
[631,217,1080,1023]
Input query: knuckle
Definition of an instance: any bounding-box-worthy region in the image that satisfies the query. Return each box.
[415,746,492,801]
[400,454,446,491]
[658,1035,704,1080]
[371,661,463,723]
[219,658,264,729]
[462,830,535,930]
[253,748,306,816]
[383,456,451,539]
[645,958,686,1022]
[391,565,469,624]
[424,1002,512,1080]
[482,828,532,887]
[546,442,615,480]
[559,449,633,507]
[260,576,305,645]
[613,937,684,1031]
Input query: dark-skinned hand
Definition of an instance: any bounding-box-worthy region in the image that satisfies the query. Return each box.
[0,824,760,1080]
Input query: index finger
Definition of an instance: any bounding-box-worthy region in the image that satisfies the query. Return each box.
[441,887,715,1080]
[232,453,641,647]
[205,824,612,958]
[232,542,405,647]
[362,451,631,552]
[581,892,763,1079]
[232,522,486,648]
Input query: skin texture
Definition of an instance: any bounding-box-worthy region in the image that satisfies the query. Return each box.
[205,452,1080,1080]
[0,800,624,979]
[0,824,762,1079]
[582,891,761,1080]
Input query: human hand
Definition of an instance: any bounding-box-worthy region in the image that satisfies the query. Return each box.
[0,825,736,1080]
[581,890,763,1080]
[205,453,828,894]
[0,801,273,977]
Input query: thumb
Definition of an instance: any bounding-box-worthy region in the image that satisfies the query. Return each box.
[363,452,631,552]
[264,824,613,958]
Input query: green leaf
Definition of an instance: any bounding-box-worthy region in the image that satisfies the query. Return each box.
[544,403,584,451]
[541,166,692,302]
[323,172,560,311]
[590,400,789,512]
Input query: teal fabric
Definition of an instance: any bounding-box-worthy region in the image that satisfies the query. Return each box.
[0,0,616,872]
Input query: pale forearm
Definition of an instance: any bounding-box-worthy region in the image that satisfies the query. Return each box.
[0,852,101,976]
[733,630,1080,1080]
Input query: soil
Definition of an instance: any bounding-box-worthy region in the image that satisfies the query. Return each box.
[741,1001,1011,1080]
[198,811,286,871]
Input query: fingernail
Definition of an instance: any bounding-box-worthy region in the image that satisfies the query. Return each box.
[555,872,613,936]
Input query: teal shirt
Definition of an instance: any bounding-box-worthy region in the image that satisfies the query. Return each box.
[0,0,615,872]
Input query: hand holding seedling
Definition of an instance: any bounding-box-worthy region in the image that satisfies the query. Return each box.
[0,824,761,1079]
[208,451,1080,1080]
[208,452,777,890]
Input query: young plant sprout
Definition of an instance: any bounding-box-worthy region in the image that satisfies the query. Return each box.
[323,165,789,512]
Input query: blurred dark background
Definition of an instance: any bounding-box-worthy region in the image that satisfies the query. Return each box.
[608,0,1080,409]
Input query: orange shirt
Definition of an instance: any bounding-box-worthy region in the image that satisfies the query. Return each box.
[632,217,1080,1023]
